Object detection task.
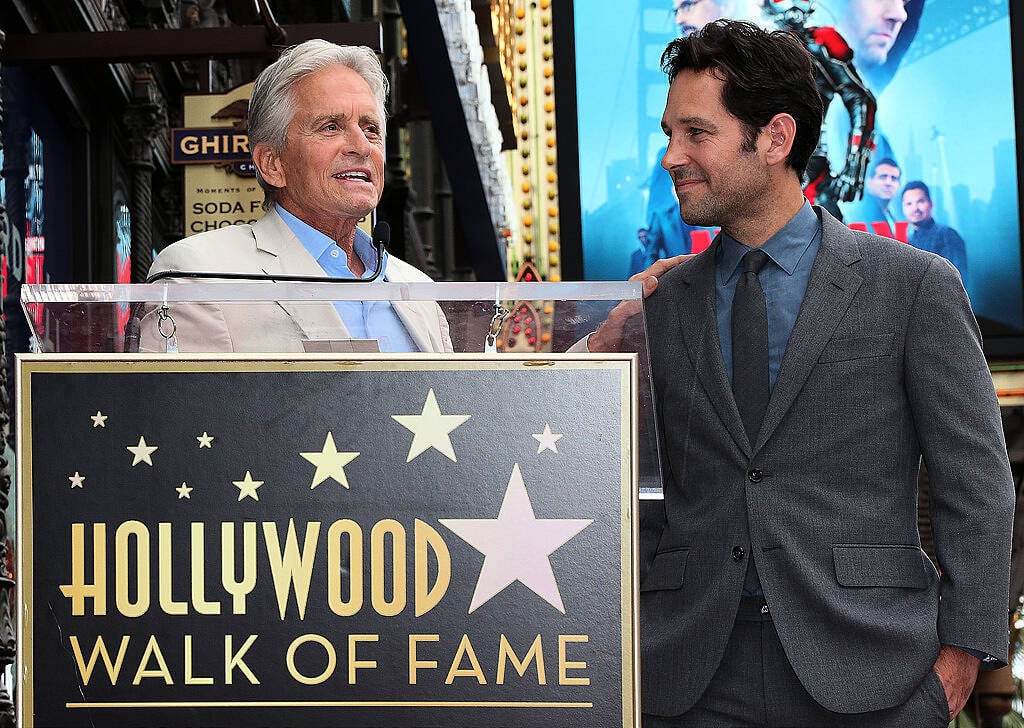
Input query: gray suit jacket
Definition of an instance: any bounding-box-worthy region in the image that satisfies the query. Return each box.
[140,208,453,353]
[641,207,1013,716]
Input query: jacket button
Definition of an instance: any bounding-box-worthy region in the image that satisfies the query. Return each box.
[748,469,763,483]
[732,546,745,561]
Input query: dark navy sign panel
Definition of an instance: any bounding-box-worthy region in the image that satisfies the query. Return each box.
[18,355,638,728]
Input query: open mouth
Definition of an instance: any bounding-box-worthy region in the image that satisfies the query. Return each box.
[333,171,371,182]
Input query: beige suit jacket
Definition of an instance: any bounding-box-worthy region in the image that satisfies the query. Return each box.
[139,209,453,353]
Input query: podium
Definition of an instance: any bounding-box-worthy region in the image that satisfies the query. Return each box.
[16,281,659,728]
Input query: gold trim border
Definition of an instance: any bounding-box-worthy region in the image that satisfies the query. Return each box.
[69,701,594,708]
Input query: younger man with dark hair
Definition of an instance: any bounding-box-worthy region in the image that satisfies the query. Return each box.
[903,179,968,284]
[636,18,1012,728]
[845,155,902,236]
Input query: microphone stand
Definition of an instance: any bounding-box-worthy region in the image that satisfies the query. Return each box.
[124,222,391,352]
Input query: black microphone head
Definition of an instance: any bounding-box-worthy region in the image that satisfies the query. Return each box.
[371,221,390,248]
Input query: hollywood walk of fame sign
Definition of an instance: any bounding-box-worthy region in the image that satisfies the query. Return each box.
[17,354,639,728]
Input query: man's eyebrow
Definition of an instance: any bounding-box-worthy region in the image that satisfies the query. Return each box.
[309,113,345,126]
[664,115,719,130]
[309,111,382,126]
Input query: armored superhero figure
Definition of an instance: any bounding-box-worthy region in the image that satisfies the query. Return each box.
[762,0,877,218]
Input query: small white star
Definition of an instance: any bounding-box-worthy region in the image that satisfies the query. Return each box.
[532,424,563,454]
[196,432,214,448]
[300,432,360,489]
[233,471,263,501]
[392,389,471,462]
[90,411,107,428]
[126,436,158,466]
[176,482,193,499]
[68,471,85,488]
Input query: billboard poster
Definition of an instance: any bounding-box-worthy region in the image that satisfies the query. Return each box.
[572,0,1022,331]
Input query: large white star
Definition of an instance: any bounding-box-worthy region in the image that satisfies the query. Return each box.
[392,389,471,462]
[439,464,591,614]
[532,423,563,454]
[126,436,158,466]
[300,432,360,489]
[233,471,263,501]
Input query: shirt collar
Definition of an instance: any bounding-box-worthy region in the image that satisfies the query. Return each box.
[914,217,936,232]
[275,204,389,279]
[718,200,819,283]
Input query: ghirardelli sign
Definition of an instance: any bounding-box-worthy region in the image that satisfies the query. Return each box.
[174,84,265,235]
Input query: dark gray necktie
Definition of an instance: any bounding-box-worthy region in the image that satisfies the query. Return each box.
[732,249,770,445]
[733,249,770,594]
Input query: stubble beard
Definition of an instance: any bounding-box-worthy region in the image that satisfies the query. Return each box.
[677,159,768,233]
[678,190,726,229]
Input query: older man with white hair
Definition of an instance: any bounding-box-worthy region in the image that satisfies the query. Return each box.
[142,40,451,354]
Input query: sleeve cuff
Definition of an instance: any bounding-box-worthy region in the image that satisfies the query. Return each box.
[955,645,1003,669]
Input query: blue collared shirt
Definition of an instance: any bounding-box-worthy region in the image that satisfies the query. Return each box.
[716,201,822,391]
[277,205,419,352]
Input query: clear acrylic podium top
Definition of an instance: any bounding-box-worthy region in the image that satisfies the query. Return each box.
[21,280,662,497]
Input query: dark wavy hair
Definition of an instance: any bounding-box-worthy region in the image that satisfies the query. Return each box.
[660,19,823,177]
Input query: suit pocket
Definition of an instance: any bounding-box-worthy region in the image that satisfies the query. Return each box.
[640,548,689,592]
[818,332,895,363]
[832,544,931,588]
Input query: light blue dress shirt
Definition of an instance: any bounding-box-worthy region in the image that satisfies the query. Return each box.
[716,201,822,391]
[276,205,418,352]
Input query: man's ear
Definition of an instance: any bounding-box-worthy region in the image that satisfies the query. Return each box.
[253,142,286,189]
[764,113,797,167]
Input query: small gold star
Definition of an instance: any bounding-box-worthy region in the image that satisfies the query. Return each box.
[232,471,263,501]
[176,482,193,499]
[392,389,471,462]
[68,471,85,488]
[90,411,107,428]
[300,432,359,489]
[126,436,158,466]
[196,432,214,448]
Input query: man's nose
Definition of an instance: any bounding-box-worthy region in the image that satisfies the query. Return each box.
[344,123,372,157]
[883,0,908,23]
[662,144,688,171]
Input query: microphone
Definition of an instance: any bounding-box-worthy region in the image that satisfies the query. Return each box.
[146,220,391,284]
[365,221,389,283]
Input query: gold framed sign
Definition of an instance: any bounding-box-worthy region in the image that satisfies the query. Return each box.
[17,354,639,727]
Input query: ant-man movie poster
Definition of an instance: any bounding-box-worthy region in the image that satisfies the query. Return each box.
[570,0,1021,332]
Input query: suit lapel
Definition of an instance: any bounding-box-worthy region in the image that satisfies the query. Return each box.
[386,259,436,352]
[342,253,437,353]
[393,302,435,352]
[675,238,753,454]
[756,209,863,450]
[250,210,352,340]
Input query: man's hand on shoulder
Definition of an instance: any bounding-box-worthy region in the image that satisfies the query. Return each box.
[587,254,692,353]
[934,644,980,719]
